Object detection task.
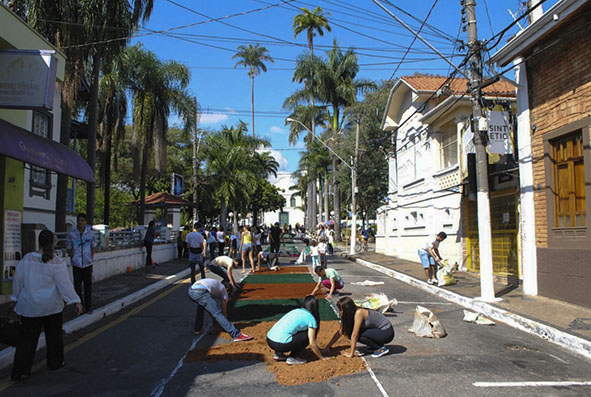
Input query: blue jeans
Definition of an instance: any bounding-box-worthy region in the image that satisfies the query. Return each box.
[189,253,205,283]
[188,287,240,338]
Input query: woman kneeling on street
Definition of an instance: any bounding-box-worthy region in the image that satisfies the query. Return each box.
[266,295,327,365]
[324,297,394,358]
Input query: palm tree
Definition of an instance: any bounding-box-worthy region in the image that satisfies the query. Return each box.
[232,44,274,137]
[123,44,194,224]
[293,6,331,55]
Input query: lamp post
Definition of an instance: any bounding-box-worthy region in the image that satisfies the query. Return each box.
[286,118,357,255]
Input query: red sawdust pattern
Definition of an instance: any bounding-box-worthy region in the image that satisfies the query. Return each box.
[254,266,310,274]
[238,283,317,300]
[184,321,365,386]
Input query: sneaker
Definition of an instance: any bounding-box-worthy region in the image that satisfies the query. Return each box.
[233,333,253,342]
[273,352,288,362]
[431,279,438,285]
[333,290,340,296]
[427,279,434,285]
[286,356,307,365]
[194,329,205,335]
[371,346,389,358]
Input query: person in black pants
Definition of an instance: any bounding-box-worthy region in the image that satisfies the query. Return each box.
[66,213,98,312]
[143,221,160,267]
[269,222,283,254]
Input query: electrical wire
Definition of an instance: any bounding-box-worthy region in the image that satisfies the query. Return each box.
[388,0,439,81]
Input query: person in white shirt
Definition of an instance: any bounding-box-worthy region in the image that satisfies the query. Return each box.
[417,232,447,285]
[186,223,207,283]
[188,278,252,342]
[317,238,327,268]
[10,229,83,381]
[216,227,226,256]
[205,255,239,290]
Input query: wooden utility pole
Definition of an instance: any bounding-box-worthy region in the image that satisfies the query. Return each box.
[192,96,199,223]
[350,118,360,255]
[465,0,497,301]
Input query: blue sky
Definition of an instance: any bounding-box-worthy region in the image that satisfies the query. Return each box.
[131,0,557,172]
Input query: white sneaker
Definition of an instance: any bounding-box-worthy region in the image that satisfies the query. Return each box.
[286,356,306,365]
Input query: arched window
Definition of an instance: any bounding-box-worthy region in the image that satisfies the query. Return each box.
[290,195,297,207]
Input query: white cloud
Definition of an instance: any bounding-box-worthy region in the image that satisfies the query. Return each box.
[199,113,228,125]
[269,126,286,134]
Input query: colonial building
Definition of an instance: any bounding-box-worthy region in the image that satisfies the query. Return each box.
[263,172,304,228]
[490,0,591,307]
[377,74,516,275]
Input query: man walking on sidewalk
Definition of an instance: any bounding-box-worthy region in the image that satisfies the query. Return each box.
[418,232,447,285]
[66,213,98,313]
[186,223,207,283]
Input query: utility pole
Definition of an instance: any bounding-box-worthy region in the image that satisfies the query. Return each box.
[350,118,360,255]
[192,96,199,223]
[465,0,497,301]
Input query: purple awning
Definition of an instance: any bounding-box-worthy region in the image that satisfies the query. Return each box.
[0,119,94,182]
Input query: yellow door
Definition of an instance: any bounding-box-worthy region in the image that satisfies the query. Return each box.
[466,190,519,277]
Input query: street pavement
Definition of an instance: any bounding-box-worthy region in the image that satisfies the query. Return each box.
[1,250,591,396]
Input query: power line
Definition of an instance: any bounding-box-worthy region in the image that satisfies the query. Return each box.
[388,0,439,81]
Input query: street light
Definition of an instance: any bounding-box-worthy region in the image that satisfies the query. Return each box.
[286,117,357,255]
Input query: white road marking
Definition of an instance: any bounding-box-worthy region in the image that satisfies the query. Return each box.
[326,300,389,397]
[473,381,591,388]
[151,334,206,397]
[395,301,453,305]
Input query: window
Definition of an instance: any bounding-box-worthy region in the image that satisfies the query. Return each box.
[439,121,458,169]
[552,131,586,227]
[290,195,297,207]
[29,112,52,199]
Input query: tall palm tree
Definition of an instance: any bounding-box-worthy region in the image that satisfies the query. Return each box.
[124,44,193,223]
[232,44,274,137]
[293,6,331,55]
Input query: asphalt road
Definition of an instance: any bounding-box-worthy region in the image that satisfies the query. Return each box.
[2,254,591,396]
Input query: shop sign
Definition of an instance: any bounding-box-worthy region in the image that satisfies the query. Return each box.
[0,50,58,110]
[3,210,21,281]
[486,110,513,154]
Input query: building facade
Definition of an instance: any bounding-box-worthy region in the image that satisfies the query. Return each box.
[377,75,516,275]
[262,172,304,228]
[491,0,591,307]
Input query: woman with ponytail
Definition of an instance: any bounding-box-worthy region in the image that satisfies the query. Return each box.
[323,297,394,358]
[10,229,83,381]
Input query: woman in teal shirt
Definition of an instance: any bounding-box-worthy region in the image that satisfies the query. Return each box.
[266,296,326,365]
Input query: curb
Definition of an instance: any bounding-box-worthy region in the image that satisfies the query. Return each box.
[0,268,191,371]
[348,256,591,361]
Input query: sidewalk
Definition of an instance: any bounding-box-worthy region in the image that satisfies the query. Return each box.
[337,244,591,360]
[0,258,190,360]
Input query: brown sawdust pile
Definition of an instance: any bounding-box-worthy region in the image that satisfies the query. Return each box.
[237,283,317,300]
[184,321,365,385]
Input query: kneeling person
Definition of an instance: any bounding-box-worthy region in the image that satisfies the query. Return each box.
[188,278,252,341]
[324,297,394,358]
[266,296,326,365]
[311,266,344,299]
[257,251,281,272]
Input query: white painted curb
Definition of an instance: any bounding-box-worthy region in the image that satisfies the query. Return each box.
[0,268,191,371]
[352,257,591,361]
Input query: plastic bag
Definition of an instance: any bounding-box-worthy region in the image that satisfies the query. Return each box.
[295,249,306,264]
[463,310,495,325]
[355,293,397,313]
[437,267,456,286]
[408,305,447,338]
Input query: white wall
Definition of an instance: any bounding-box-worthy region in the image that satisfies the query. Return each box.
[263,172,305,226]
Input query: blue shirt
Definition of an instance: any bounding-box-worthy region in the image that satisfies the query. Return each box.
[267,308,317,344]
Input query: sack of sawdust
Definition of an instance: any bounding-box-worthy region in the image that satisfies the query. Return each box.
[356,293,397,313]
[408,305,447,338]
[463,310,495,325]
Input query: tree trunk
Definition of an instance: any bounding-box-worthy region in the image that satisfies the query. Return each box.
[86,55,100,225]
[317,177,323,225]
[333,157,341,241]
[103,124,112,225]
[138,142,149,225]
[220,201,228,231]
[310,180,317,228]
[251,75,255,138]
[324,172,329,223]
[232,208,239,233]
[55,99,72,233]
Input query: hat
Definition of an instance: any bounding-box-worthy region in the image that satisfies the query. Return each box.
[274,222,280,225]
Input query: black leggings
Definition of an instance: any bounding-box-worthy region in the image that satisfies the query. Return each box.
[358,326,395,350]
[266,331,309,357]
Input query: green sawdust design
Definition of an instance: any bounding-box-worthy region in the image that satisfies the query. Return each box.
[244,274,315,284]
[228,298,338,322]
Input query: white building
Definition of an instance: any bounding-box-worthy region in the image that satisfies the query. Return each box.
[377,75,516,273]
[263,172,304,228]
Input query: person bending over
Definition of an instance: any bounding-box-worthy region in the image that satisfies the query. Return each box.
[188,278,252,341]
[417,231,447,285]
[205,255,239,290]
[311,266,344,300]
[256,251,281,272]
[324,297,394,358]
[266,295,326,365]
